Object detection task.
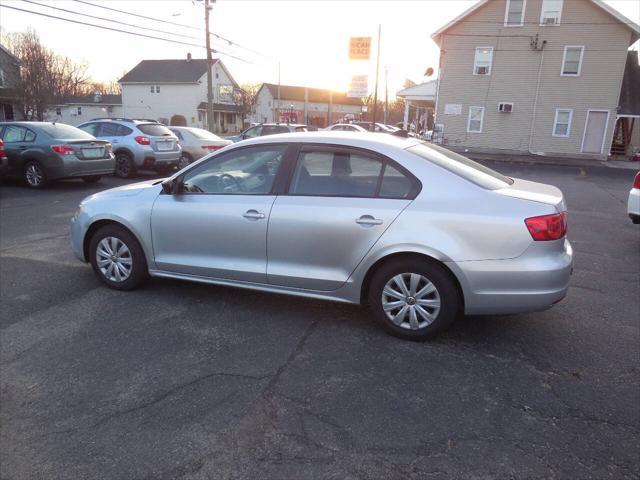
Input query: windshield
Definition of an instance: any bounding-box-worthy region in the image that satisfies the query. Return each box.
[137,124,174,136]
[189,128,223,140]
[40,123,95,140]
[407,142,514,190]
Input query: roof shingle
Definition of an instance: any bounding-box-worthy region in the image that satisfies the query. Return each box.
[119,59,217,83]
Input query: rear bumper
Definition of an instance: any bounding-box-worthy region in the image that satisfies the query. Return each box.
[133,147,181,166]
[49,156,115,179]
[448,238,573,315]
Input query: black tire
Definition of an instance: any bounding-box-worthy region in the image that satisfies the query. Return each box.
[177,153,192,170]
[367,259,462,341]
[23,160,49,189]
[89,224,149,291]
[81,175,102,184]
[114,152,135,178]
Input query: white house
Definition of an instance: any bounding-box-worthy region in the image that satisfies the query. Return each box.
[119,55,243,134]
[45,93,123,125]
[252,83,363,128]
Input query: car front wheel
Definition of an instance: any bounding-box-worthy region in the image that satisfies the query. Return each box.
[89,224,148,290]
[368,259,461,341]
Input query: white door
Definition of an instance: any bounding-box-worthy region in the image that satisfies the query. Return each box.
[582,111,608,154]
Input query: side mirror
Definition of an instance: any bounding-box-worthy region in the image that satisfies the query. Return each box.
[161,178,183,194]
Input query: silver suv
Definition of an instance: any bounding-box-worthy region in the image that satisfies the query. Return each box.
[78,118,181,178]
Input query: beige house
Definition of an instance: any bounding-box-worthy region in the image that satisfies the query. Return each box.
[431,0,640,160]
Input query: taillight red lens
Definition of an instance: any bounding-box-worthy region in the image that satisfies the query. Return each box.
[134,135,151,145]
[202,145,223,151]
[0,139,4,157]
[525,212,567,241]
[633,172,640,189]
[51,145,74,155]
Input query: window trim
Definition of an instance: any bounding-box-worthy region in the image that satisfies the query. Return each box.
[473,47,494,75]
[284,143,421,200]
[552,108,573,137]
[467,106,485,133]
[504,0,526,27]
[540,0,563,25]
[580,109,610,154]
[561,46,584,76]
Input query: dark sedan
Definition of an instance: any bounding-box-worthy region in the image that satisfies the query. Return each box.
[0,122,115,188]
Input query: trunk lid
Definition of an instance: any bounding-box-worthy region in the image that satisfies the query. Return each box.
[64,139,111,160]
[495,178,566,211]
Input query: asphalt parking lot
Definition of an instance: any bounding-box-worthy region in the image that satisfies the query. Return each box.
[1,162,639,480]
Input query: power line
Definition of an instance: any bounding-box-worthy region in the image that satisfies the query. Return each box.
[0,3,253,64]
[20,0,202,42]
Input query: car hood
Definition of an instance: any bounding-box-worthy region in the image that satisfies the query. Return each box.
[82,179,163,203]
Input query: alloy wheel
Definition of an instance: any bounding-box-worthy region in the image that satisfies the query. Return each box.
[96,236,133,282]
[25,163,44,187]
[381,273,441,330]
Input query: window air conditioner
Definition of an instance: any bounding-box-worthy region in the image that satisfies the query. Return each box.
[498,102,513,113]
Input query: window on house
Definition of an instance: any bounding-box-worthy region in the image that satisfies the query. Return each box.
[150,85,160,93]
[553,109,573,137]
[474,47,493,75]
[0,68,5,86]
[55,107,62,116]
[504,0,526,26]
[540,0,563,24]
[77,106,82,116]
[467,106,484,133]
[561,46,584,76]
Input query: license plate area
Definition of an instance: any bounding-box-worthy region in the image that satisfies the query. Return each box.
[81,147,104,158]
[156,141,173,151]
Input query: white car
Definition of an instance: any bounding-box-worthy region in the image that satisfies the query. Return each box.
[628,171,640,224]
[323,123,368,133]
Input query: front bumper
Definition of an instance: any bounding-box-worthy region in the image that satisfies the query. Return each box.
[449,238,574,315]
[70,214,87,262]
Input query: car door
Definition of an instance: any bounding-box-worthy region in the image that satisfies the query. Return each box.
[1,125,31,174]
[266,144,420,291]
[150,143,292,283]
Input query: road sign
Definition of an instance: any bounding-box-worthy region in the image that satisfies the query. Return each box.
[349,37,371,60]
[348,75,368,98]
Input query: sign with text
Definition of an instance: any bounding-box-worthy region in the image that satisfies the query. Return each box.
[349,37,371,60]
[218,85,234,102]
[348,75,368,98]
[444,103,462,115]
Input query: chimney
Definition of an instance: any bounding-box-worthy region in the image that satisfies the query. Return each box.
[187,52,192,62]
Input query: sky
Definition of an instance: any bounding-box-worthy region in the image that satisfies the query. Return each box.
[0,0,638,97]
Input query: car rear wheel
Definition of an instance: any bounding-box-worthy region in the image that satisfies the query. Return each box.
[81,175,102,184]
[24,161,48,189]
[177,153,193,170]
[114,152,135,178]
[368,259,461,341]
[89,224,148,290]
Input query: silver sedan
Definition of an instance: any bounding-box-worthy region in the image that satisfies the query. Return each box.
[71,132,573,340]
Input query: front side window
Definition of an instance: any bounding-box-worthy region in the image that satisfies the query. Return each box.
[289,150,383,197]
[561,46,584,76]
[467,106,484,133]
[541,0,563,24]
[181,145,286,194]
[79,123,99,136]
[473,47,493,75]
[553,109,572,137]
[505,0,526,26]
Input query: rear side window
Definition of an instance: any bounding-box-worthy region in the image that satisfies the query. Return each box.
[118,125,133,136]
[407,143,513,190]
[2,126,27,142]
[137,123,173,136]
[171,129,184,141]
[379,164,413,199]
[79,123,99,136]
[24,129,36,142]
[100,122,121,136]
[289,150,383,197]
[40,123,94,140]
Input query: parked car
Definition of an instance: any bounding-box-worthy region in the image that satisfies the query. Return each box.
[323,123,368,132]
[77,118,181,178]
[71,132,572,340]
[0,139,9,177]
[0,122,114,189]
[352,122,396,133]
[628,171,640,224]
[227,123,308,143]
[168,126,232,169]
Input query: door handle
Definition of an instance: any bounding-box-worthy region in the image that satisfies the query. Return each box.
[356,215,383,226]
[243,209,265,220]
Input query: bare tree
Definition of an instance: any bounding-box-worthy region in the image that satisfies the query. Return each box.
[2,30,90,120]
[233,83,260,123]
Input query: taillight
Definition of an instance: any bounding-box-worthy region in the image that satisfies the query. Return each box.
[633,172,640,189]
[0,139,4,157]
[51,145,74,155]
[202,145,223,151]
[134,135,150,145]
[525,212,568,241]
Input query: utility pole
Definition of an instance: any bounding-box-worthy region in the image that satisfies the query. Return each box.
[384,66,388,125]
[371,24,381,131]
[204,0,215,132]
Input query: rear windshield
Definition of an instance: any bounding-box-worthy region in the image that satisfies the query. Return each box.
[407,143,514,190]
[189,128,223,140]
[40,123,95,140]
[137,124,174,136]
